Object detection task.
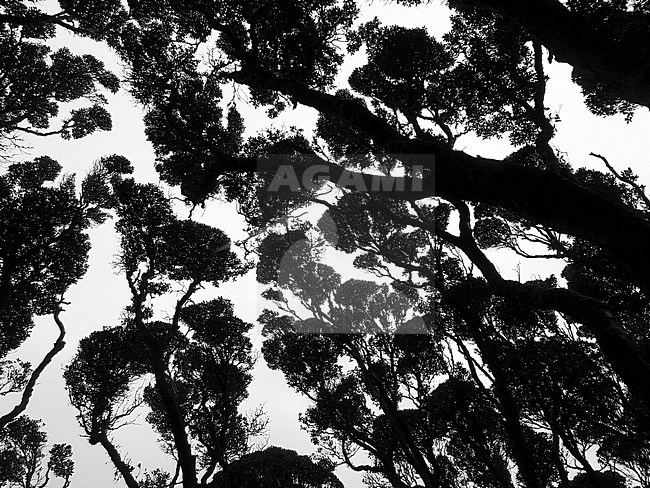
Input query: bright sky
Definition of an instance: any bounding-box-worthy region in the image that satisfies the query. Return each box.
[2,1,650,487]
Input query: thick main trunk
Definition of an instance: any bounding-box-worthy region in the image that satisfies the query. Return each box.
[431,148,650,294]
[224,69,650,293]
[149,344,198,488]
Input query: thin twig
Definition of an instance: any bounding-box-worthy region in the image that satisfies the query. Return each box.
[590,152,650,210]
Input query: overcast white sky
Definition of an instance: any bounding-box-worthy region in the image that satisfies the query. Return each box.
[2,1,650,487]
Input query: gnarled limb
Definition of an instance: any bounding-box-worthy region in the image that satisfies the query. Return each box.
[0,305,67,429]
[217,66,650,293]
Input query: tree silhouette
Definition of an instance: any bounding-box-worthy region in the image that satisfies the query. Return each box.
[0,1,133,429]
[5,0,650,486]
[92,2,650,485]
[0,154,130,428]
[210,446,344,488]
[258,216,650,486]
[447,0,650,110]
[65,178,334,488]
[0,17,120,148]
[0,415,74,488]
[108,0,650,297]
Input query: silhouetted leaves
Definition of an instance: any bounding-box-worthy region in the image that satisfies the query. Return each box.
[210,446,344,488]
[0,416,73,488]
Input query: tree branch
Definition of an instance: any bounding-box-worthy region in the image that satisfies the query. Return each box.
[218,66,650,293]
[0,305,67,429]
[590,152,650,210]
[96,433,140,488]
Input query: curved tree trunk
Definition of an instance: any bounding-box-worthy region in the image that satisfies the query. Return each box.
[0,309,66,429]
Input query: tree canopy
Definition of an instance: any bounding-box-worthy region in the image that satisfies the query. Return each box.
[0,415,73,488]
[4,0,650,487]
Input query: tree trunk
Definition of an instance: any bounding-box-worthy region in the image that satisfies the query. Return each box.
[97,433,140,488]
